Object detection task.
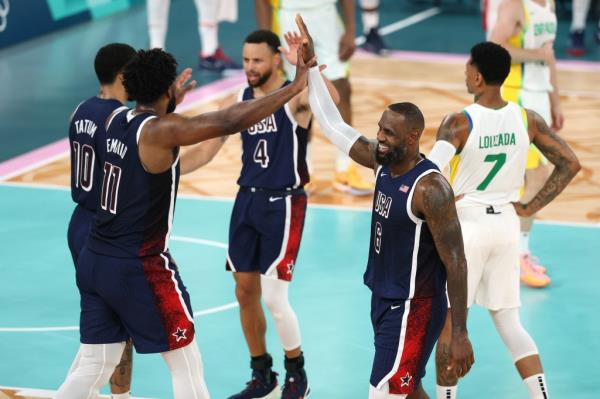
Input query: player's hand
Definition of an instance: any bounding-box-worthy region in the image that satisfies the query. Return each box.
[551,104,564,131]
[447,332,474,378]
[174,67,197,105]
[291,44,317,92]
[281,31,303,66]
[295,14,315,63]
[512,201,533,217]
[338,31,356,62]
[537,42,554,63]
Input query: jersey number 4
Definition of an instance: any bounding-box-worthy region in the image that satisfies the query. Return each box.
[100,162,122,214]
[72,142,95,191]
[477,153,506,190]
[253,139,270,168]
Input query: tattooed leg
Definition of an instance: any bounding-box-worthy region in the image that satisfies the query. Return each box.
[110,339,133,394]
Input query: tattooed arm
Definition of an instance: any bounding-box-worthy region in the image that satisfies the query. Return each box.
[514,110,581,217]
[412,173,474,377]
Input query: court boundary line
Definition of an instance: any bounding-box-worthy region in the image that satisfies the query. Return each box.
[1,181,599,228]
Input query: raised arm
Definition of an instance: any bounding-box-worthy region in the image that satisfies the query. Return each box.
[412,173,474,377]
[428,112,470,171]
[514,110,580,216]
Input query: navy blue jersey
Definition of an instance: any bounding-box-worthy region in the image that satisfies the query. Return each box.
[237,82,309,189]
[87,109,180,258]
[364,158,447,300]
[69,97,126,211]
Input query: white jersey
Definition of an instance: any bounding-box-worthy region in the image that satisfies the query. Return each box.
[504,0,557,92]
[280,0,336,10]
[449,102,530,205]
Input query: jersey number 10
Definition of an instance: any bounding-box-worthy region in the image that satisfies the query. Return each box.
[72,142,95,191]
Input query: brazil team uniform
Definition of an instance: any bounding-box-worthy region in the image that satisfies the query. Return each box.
[68,97,127,264]
[501,0,556,169]
[78,109,194,353]
[449,102,530,310]
[366,159,447,395]
[226,83,309,281]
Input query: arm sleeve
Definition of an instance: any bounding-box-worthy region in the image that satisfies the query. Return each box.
[428,140,457,171]
[308,67,361,155]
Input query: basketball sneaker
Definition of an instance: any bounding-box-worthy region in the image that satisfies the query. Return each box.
[282,370,310,399]
[520,254,550,288]
[228,370,281,399]
[333,163,374,196]
[567,30,585,57]
[199,48,242,72]
[362,28,389,55]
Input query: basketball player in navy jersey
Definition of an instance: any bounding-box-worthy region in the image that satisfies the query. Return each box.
[296,16,474,398]
[55,46,316,399]
[67,43,136,399]
[222,30,338,399]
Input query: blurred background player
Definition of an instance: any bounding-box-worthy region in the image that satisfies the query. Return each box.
[429,41,580,399]
[224,30,338,399]
[147,0,241,72]
[567,0,600,56]
[360,0,389,55]
[66,42,136,399]
[490,0,562,288]
[255,0,374,195]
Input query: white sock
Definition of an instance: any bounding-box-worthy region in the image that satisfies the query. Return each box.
[147,0,171,49]
[435,385,457,399]
[111,393,131,399]
[195,0,219,56]
[571,0,591,31]
[520,232,530,255]
[524,373,549,399]
[360,0,380,32]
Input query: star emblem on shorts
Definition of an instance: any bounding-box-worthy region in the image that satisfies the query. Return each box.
[286,261,295,275]
[400,372,412,387]
[172,327,187,342]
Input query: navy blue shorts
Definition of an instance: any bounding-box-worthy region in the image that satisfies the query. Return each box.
[76,247,195,354]
[370,294,447,395]
[67,205,95,265]
[226,190,307,281]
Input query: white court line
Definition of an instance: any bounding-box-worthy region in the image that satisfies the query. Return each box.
[0,386,154,399]
[355,7,442,46]
[171,235,228,249]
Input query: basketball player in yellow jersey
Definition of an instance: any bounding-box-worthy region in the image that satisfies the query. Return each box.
[490,0,562,287]
[254,0,375,196]
[428,42,580,399]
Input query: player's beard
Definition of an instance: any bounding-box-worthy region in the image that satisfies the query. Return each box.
[375,143,407,166]
[247,69,272,88]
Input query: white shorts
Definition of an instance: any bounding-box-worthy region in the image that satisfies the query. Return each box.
[457,202,521,311]
[278,3,349,81]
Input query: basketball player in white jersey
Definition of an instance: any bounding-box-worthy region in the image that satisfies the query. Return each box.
[255,0,375,195]
[147,0,241,72]
[360,0,389,54]
[428,42,580,399]
[489,0,563,287]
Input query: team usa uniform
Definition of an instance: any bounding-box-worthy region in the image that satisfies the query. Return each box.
[365,159,447,395]
[449,102,529,309]
[226,82,309,281]
[78,109,195,353]
[68,97,127,263]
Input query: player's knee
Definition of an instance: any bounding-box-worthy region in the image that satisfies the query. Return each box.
[491,308,538,362]
[235,282,260,307]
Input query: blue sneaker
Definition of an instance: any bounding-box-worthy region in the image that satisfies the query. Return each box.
[281,370,310,399]
[198,48,242,72]
[568,29,585,56]
[362,28,389,55]
[228,370,281,399]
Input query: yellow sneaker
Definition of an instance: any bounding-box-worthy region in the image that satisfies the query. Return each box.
[333,164,374,196]
[520,254,551,288]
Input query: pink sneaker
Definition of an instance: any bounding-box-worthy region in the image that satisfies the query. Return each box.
[520,254,550,288]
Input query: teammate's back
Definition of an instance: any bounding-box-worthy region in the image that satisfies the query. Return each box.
[450,101,529,205]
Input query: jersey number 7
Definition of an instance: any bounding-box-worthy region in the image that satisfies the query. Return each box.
[477,153,506,190]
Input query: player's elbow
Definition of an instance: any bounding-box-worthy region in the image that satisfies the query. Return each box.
[568,156,582,177]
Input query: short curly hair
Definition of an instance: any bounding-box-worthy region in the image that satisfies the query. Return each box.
[123,49,178,104]
[94,43,136,85]
[470,42,511,86]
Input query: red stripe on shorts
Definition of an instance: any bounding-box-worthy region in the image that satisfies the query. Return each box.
[389,297,433,395]
[142,254,195,351]
[276,194,307,281]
